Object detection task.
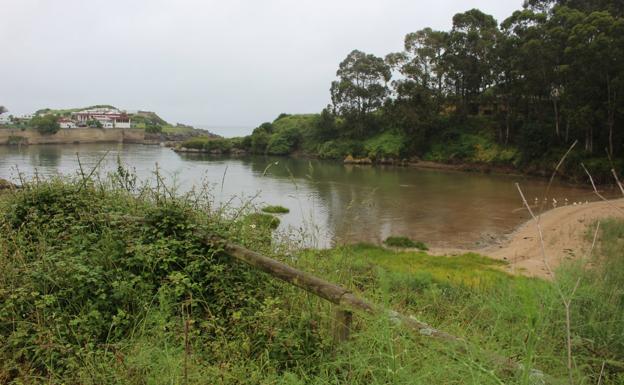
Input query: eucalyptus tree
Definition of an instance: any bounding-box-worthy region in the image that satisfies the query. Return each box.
[566,10,624,154]
[444,9,500,114]
[330,50,391,137]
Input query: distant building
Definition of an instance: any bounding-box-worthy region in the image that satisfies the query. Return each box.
[71,107,131,129]
[0,114,10,125]
[58,117,77,129]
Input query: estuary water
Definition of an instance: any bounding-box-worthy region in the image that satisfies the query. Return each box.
[0,143,597,248]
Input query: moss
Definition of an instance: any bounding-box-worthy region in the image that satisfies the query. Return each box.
[261,205,290,214]
[384,236,428,250]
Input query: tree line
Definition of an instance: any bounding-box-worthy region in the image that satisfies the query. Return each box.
[322,0,623,162]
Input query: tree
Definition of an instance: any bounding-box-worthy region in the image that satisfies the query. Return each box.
[31,114,60,135]
[0,106,7,115]
[311,108,337,142]
[444,9,500,113]
[330,50,391,136]
[402,28,449,94]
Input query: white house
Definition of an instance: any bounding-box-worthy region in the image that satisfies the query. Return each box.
[58,117,77,129]
[0,114,10,125]
[71,107,131,129]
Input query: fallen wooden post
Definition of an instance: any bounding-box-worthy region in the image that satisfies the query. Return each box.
[109,216,550,381]
[213,239,461,342]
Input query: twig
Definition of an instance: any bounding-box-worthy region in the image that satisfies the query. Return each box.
[541,140,578,215]
[516,182,580,385]
[76,152,86,182]
[78,150,110,192]
[220,165,228,195]
[597,361,605,385]
[581,163,624,215]
[611,169,624,197]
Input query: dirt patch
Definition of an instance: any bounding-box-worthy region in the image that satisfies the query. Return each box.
[430,198,624,279]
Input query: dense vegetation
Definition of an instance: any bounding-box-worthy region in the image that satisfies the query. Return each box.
[225,0,624,182]
[1,176,623,384]
[30,114,60,135]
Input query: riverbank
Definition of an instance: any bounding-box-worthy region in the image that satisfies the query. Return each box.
[429,197,624,279]
[1,178,622,384]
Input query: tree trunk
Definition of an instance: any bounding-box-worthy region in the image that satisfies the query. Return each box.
[553,99,560,139]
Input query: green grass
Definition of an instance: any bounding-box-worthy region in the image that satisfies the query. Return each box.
[161,124,196,135]
[383,236,428,250]
[261,205,290,214]
[0,176,622,384]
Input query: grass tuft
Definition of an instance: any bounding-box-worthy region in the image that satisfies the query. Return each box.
[261,205,290,214]
[384,236,428,250]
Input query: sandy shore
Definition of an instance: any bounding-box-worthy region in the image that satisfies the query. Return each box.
[430,197,624,279]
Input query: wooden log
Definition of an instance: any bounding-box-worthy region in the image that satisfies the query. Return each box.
[110,217,551,381]
[333,308,352,342]
[211,238,461,343]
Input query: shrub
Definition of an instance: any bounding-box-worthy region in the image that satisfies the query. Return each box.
[364,131,406,159]
[145,123,163,133]
[266,127,301,155]
[317,139,364,159]
[30,114,60,135]
[181,137,232,153]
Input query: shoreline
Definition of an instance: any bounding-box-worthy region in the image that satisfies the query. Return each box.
[429,197,624,279]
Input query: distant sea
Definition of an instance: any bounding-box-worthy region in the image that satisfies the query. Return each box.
[195,125,252,138]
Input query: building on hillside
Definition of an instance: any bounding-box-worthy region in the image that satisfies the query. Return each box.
[58,117,77,129]
[71,107,131,129]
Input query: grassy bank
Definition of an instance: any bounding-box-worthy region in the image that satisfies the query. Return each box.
[178,113,623,184]
[1,177,622,384]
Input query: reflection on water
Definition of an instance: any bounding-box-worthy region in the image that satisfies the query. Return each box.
[0,143,597,248]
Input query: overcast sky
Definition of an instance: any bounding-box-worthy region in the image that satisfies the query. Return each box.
[1,0,521,135]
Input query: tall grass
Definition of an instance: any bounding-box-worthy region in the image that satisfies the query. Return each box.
[0,172,622,384]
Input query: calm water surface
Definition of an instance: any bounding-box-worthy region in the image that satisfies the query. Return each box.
[0,143,597,248]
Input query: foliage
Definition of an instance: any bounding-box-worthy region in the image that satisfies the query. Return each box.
[383,236,428,250]
[244,212,281,230]
[317,139,365,159]
[30,114,60,135]
[0,178,623,383]
[364,131,406,159]
[6,135,27,145]
[87,119,103,128]
[181,136,233,153]
[425,131,519,165]
[145,123,163,133]
[266,127,301,155]
[261,205,290,214]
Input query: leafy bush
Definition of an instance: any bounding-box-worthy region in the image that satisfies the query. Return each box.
[383,236,428,250]
[317,139,365,159]
[145,123,163,133]
[30,114,60,135]
[181,137,232,153]
[0,179,320,381]
[266,127,301,155]
[244,212,280,230]
[425,133,518,165]
[364,131,406,159]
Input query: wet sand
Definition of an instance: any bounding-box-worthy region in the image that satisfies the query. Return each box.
[431,198,624,279]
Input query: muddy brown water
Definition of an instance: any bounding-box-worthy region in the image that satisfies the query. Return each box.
[0,143,602,248]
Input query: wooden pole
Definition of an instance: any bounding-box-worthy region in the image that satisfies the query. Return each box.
[207,237,462,342]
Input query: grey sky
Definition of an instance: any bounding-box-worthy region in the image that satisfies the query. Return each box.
[1,0,521,134]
